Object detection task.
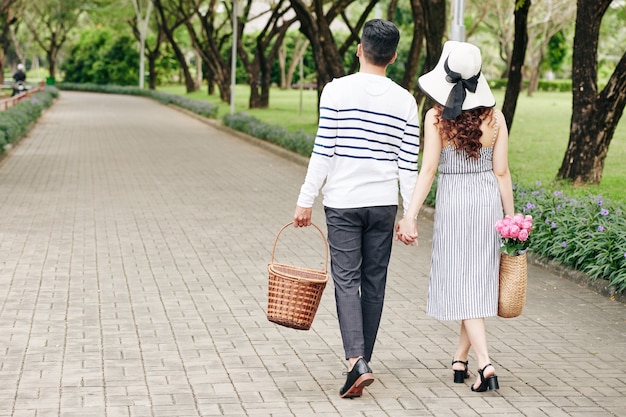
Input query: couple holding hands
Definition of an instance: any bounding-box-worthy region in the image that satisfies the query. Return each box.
[293,19,513,398]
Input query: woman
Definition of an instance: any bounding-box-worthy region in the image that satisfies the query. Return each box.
[396,41,514,392]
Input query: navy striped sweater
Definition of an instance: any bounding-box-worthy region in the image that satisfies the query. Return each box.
[297,72,420,213]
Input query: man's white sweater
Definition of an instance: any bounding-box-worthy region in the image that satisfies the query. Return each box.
[297,72,420,213]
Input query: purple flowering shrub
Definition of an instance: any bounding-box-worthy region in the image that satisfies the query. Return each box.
[514,182,626,292]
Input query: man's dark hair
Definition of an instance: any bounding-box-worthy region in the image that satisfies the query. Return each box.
[361,19,400,67]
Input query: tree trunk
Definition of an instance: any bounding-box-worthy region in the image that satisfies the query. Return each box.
[147,53,157,89]
[47,49,56,78]
[248,59,262,108]
[0,22,9,84]
[241,2,293,109]
[204,63,216,95]
[0,49,4,84]
[526,52,542,97]
[501,0,531,132]
[387,0,398,20]
[170,36,195,93]
[181,1,231,102]
[401,0,424,92]
[416,0,446,107]
[1,0,21,84]
[278,42,287,89]
[557,0,626,185]
[258,19,292,108]
[283,36,309,89]
[290,0,357,96]
[153,0,196,93]
[259,52,271,108]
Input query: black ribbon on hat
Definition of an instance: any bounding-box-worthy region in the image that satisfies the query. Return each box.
[442,57,481,120]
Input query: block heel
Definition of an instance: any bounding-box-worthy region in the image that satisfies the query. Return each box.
[471,363,499,392]
[451,359,469,384]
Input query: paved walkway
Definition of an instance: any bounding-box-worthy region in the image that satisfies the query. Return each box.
[0,92,623,417]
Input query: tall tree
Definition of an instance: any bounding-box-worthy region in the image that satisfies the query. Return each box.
[152,0,197,93]
[22,0,97,79]
[524,0,575,95]
[400,0,425,92]
[289,0,377,97]
[557,0,626,184]
[416,0,446,107]
[237,0,296,108]
[0,0,22,84]
[278,32,309,89]
[128,4,165,90]
[501,0,531,131]
[130,0,152,89]
[180,0,231,101]
[471,0,515,77]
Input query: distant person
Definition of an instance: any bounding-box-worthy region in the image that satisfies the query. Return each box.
[293,19,419,398]
[12,63,27,97]
[396,41,514,392]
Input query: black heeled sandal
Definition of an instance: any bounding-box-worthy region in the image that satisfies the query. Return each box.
[471,363,499,392]
[451,360,469,384]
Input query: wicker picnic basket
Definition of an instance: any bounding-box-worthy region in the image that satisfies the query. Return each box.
[267,222,329,330]
[498,252,528,318]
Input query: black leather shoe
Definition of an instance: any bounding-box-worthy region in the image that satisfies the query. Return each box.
[339,358,375,398]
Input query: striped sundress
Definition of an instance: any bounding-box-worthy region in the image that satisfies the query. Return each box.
[427,142,502,321]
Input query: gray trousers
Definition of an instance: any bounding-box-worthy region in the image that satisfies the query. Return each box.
[324,205,397,362]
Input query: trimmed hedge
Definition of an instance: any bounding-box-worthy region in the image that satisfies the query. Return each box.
[222,112,314,157]
[488,79,572,92]
[0,86,59,152]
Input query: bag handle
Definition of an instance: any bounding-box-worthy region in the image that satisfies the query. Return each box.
[270,222,329,273]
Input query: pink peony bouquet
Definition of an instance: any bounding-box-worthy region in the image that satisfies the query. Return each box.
[495,213,533,256]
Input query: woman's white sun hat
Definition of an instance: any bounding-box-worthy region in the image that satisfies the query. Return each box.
[418,41,495,120]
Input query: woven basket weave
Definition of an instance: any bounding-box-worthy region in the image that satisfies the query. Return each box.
[498,252,528,318]
[267,222,329,330]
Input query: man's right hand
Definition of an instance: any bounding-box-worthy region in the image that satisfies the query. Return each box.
[293,206,312,227]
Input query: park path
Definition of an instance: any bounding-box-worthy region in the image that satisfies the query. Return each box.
[0,91,623,417]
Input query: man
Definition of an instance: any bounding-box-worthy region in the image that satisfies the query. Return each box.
[293,19,419,398]
[12,64,27,97]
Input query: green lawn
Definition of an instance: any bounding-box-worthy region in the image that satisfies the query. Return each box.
[158,84,625,203]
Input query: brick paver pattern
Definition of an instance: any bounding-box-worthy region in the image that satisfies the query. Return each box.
[0,92,624,417]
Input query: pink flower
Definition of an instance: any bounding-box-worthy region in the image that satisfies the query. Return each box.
[518,229,529,241]
[496,212,533,255]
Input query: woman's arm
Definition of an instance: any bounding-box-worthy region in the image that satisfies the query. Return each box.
[396,108,442,245]
[492,109,514,216]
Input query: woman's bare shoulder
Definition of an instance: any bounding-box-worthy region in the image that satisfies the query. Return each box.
[425,107,439,123]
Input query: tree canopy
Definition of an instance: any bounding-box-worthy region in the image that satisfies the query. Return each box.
[2,0,625,185]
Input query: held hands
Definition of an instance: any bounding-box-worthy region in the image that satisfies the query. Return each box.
[395,217,419,246]
[293,206,313,227]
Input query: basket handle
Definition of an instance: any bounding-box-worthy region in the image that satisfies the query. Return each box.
[270,222,329,273]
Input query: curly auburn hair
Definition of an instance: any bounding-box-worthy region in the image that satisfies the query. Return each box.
[434,106,494,160]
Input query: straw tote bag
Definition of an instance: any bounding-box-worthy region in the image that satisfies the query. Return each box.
[498,252,528,318]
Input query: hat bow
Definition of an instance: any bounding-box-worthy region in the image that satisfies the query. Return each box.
[442,57,481,120]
